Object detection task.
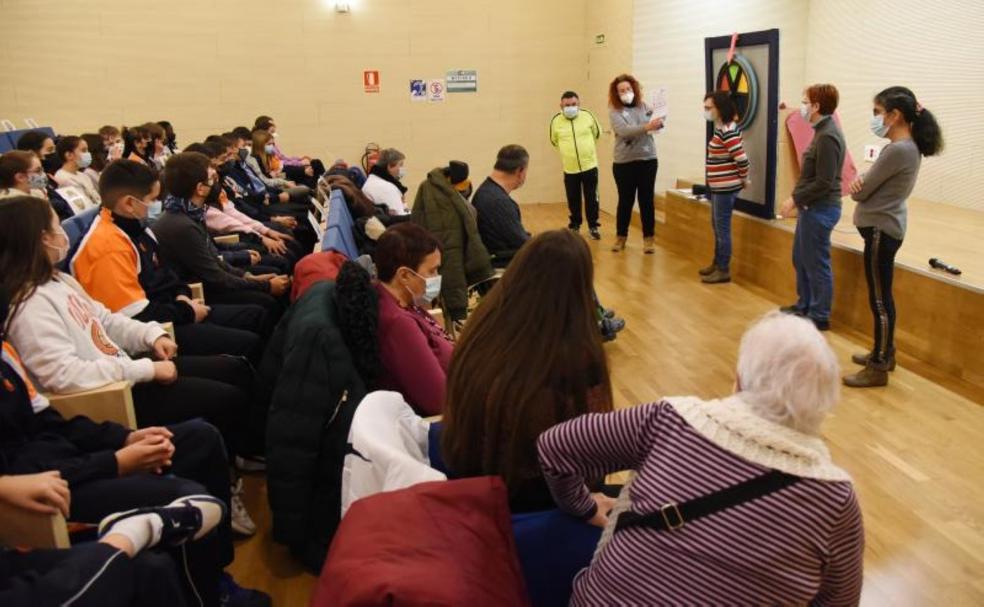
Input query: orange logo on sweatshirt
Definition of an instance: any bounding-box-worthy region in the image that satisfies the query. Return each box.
[90,322,121,356]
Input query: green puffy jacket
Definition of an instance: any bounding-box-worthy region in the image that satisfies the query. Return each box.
[411,168,493,320]
[261,281,369,571]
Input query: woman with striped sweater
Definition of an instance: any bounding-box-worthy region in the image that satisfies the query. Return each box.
[538,312,864,605]
[701,91,751,284]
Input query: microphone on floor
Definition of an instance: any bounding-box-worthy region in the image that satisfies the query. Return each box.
[929,258,962,275]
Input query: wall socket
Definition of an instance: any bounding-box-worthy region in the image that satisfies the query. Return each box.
[863,144,883,163]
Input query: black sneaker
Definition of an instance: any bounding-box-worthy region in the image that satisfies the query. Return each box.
[589,227,601,240]
[98,494,226,548]
[812,318,831,331]
[569,225,581,233]
[779,304,806,316]
[219,572,272,607]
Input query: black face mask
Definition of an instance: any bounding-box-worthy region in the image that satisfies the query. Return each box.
[42,152,60,174]
[205,181,222,207]
[237,148,248,163]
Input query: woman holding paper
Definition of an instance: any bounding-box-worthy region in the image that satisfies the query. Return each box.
[608,74,663,255]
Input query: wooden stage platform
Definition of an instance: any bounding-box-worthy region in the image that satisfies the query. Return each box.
[658,187,984,398]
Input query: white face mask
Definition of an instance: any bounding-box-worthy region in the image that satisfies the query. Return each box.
[405,269,442,306]
[563,106,579,119]
[870,114,890,138]
[703,109,715,122]
[397,166,407,180]
[77,151,92,169]
[45,226,70,263]
[619,91,635,106]
[799,102,812,122]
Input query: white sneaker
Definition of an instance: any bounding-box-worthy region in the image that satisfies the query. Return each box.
[230,478,257,536]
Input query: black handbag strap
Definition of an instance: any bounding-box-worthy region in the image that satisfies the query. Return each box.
[615,469,800,533]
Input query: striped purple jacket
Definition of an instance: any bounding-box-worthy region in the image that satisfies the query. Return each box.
[538,397,864,606]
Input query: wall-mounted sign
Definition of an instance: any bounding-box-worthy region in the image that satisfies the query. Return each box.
[446,70,477,93]
[428,79,446,102]
[363,70,380,93]
[410,79,426,101]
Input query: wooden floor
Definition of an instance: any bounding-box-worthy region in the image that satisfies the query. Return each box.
[229,204,984,606]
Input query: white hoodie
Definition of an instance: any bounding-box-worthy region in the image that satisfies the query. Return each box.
[6,273,166,393]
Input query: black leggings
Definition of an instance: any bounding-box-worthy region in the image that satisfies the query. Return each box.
[613,159,658,238]
[859,226,903,365]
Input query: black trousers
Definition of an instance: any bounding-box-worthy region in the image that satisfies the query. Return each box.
[859,226,903,365]
[69,420,233,606]
[0,543,186,607]
[173,313,262,363]
[564,168,600,229]
[613,159,658,238]
[205,288,285,336]
[131,355,252,455]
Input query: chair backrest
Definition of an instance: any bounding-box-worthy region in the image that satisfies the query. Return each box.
[322,188,359,259]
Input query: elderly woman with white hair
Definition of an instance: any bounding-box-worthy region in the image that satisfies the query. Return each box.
[362,148,409,215]
[537,312,864,605]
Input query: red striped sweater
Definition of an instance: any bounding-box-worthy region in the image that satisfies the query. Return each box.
[538,397,864,606]
[706,122,750,193]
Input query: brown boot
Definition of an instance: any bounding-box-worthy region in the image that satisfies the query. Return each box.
[843,365,889,388]
[643,237,656,254]
[701,268,731,284]
[611,237,626,252]
[851,351,897,371]
[699,263,717,276]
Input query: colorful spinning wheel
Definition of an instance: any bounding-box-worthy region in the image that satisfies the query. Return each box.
[715,53,759,130]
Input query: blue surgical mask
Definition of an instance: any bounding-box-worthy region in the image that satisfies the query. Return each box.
[264,143,276,154]
[28,172,48,190]
[145,199,163,222]
[563,106,579,119]
[870,115,889,138]
[77,151,93,169]
[407,269,442,306]
[799,102,812,122]
[397,166,407,180]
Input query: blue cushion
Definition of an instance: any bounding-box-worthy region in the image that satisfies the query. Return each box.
[60,207,100,272]
[0,132,15,153]
[322,189,359,259]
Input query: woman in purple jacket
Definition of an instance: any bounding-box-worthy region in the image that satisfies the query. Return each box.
[373,223,453,416]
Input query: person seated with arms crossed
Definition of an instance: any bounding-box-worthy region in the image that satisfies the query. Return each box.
[362,147,411,216]
[442,229,614,513]
[14,130,74,220]
[52,135,101,209]
[0,471,226,607]
[0,196,263,535]
[373,223,454,416]
[69,159,267,360]
[537,312,863,606]
[247,130,312,205]
[0,291,269,606]
[152,152,290,322]
[220,132,309,217]
[472,144,532,266]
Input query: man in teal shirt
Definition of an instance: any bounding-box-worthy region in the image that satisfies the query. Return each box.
[549,91,602,239]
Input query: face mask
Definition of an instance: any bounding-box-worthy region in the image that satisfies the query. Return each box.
[799,103,812,122]
[264,144,276,155]
[44,226,69,263]
[870,114,889,138]
[77,151,93,169]
[405,269,442,306]
[272,132,279,139]
[703,110,715,122]
[42,152,60,174]
[563,106,579,119]
[109,141,124,160]
[238,148,249,163]
[619,92,635,106]
[142,199,163,226]
[28,172,48,190]
[397,167,407,180]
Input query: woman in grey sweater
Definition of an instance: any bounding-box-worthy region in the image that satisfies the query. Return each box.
[608,74,663,254]
[843,86,943,388]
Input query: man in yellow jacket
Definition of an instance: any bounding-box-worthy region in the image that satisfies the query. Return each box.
[549,90,602,239]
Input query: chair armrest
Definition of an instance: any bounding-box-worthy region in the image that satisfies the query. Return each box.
[47,381,137,429]
[214,234,240,245]
[188,282,205,303]
[0,501,70,549]
[161,321,176,343]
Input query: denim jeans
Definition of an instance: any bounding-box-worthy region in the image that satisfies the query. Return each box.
[792,204,842,322]
[710,191,738,270]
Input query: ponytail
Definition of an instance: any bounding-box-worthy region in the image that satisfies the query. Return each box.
[874,86,943,157]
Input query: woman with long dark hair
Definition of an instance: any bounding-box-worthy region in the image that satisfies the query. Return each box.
[843,86,943,388]
[701,91,750,284]
[441,229,614,513]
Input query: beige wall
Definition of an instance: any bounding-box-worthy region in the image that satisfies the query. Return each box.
[804,0,984,211]
[630,0,983,211]
[0,0,596,205]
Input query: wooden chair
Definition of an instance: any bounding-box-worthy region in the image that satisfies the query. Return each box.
[213,234,240,246]
[0,382,136,549]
